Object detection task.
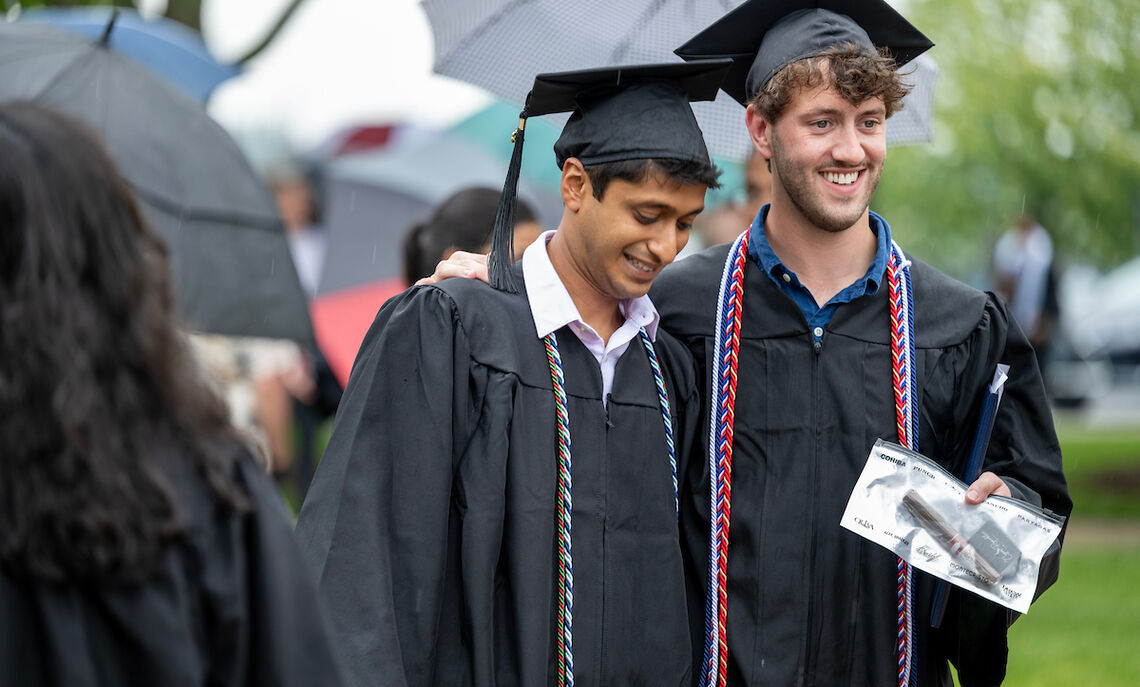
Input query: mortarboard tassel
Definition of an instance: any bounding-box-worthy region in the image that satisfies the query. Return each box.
[488,112,527,293]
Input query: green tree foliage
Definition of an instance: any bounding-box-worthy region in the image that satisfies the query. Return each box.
[874,0,1139,275]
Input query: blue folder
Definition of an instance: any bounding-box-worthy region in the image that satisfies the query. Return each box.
[929,363,1010,628]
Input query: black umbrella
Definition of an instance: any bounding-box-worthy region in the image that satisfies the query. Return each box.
[0,20,312,342]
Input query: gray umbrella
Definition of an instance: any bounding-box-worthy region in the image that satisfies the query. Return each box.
[0,21,312,342]
[423,0,937,160]
[318,130,562,295]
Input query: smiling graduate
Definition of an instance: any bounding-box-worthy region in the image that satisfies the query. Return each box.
[652,1,1072,685]
[295,60,731,687]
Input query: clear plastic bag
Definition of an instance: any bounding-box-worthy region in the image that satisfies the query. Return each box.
[840,439,1065,613]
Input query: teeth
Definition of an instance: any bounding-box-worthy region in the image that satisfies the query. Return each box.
[626,255,654,272]
[824,171,859,185]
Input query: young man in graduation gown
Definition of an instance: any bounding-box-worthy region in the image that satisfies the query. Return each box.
[652,2,1072,685]
[295,60,733,687]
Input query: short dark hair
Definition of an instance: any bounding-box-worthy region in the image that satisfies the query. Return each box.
[585,157,722,200]
[750,43,912,122]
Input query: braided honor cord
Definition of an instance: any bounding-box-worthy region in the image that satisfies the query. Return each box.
[698,233,919,687]
[639,329,680,513]
[887,241,919,687]
[543,327,678,686]
[699,229,750,687]
[543,333,575,686]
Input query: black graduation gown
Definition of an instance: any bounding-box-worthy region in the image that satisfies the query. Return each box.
[651,244,1071,687]
[295,273,701,687]
[0,454,344,687]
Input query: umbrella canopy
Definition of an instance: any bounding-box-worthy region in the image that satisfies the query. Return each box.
[423,0,937,160]
[311,128,562,384]
[16,7,240,103]
[310,123,401,159]
[317,130,562,296]
[0,22,312,343]
[890,53,938,147]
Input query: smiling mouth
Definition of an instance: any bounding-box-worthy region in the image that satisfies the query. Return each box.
[822,170,861,185]
[624,253,658,274]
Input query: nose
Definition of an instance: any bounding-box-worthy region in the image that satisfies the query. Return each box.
[831,122,864,165]
[646,225,682,266]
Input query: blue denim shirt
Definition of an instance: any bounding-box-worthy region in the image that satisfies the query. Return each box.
[747,205,893,344]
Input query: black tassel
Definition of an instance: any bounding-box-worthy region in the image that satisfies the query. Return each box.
[488,113,527,294]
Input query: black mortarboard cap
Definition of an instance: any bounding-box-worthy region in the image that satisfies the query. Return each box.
[674,0,933,106]
[488,59,732,293]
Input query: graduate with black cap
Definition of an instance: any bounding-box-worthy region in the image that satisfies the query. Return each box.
[648,1,1072,685]
[296,59,732,687]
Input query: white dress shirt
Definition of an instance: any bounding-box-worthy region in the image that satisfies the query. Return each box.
[521,231,661,405]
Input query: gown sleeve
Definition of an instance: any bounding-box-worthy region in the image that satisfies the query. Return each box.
[228,456,347,687]
[295,286,476,687]
[925,293,1072,685]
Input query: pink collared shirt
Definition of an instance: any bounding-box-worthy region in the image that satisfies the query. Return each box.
[521,231,661,406]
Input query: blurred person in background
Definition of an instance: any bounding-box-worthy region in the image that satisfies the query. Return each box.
[692,147,773,249]
[402,186,543,285]
[993,211,1059,370]
[188,333,311,479]
[0,101,342,686]
[269,159,328,299]
[264,159,343,498]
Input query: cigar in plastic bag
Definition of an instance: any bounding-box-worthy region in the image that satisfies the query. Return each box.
[901,489,1001,585]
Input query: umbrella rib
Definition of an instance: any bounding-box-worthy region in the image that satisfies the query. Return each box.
[29,44,99,101]
[132,185,283,234]
[608,0,739,63]
[432,0,528,74]
[609,0,672,63]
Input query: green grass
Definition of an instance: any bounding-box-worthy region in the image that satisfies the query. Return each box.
[1054,422,1140,519]
[951,419,1140,685]
[1001,546,1140,686]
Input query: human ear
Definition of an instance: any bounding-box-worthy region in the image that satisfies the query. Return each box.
[560,158,589,212]
[745,105,773,161]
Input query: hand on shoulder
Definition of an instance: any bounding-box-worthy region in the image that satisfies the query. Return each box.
[415,251,490,286]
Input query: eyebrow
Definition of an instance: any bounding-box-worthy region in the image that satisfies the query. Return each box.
[803,105,887,118]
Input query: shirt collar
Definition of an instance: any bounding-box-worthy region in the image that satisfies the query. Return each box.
[747,205,893,297]
[521,230,661,340]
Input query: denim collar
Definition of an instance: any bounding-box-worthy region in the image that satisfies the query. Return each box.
[746,205,892,307]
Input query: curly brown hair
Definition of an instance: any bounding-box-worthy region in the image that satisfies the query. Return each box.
[0,102,250,586]
[750,43,912,122]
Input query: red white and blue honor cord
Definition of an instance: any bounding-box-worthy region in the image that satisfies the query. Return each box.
[887,241,919,687]
[543,327,678,687]
[699,233,919,687]
[699,229,751,687]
